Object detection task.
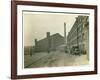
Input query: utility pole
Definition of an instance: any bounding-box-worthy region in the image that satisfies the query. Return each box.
[64,22,67,44]
[34,39,38,52]
[47,32,51,53]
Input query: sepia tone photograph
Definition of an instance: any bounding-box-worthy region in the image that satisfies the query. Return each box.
[11,1,97,79]
[23,11,89,68]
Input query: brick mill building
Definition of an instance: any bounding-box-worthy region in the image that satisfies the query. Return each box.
[67,16,89,57]
[34,32,65,53]
[34,22,67,53]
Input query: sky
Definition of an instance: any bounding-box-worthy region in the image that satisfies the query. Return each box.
[23,12,77,46]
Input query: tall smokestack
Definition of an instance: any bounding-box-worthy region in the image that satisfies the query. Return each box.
[64,22,66,44]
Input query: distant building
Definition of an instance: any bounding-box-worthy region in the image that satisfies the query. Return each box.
[34,33,65,52]
[34,22,67,53]
[24,23,67,55]
[24,46,34,55]
[67,16,89,56]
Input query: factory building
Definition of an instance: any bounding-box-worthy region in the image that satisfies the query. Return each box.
[34,32,65,53]
[34,22,67,53]
[67,16,89,57]
[24,23,67,55]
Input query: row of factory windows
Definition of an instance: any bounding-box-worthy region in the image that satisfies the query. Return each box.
[69,16,86,34]
[67,24,88,42]
[67,23,85,40]
[68,16,89,38]
[67,32,88,46]
[68,32,89,45]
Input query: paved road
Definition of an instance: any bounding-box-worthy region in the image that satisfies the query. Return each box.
[24,51,88,68]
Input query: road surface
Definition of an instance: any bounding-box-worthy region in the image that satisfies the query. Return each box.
[24,51,88,68]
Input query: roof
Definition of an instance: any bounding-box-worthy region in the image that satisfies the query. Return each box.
[38,33,64,43]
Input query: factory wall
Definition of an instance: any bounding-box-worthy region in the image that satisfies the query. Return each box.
[67,16,89,56]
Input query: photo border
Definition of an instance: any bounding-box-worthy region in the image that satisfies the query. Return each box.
[11,1,97,79]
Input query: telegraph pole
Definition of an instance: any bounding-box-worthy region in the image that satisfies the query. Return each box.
[64,22,67,44]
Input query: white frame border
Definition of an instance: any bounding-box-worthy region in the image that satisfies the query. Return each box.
[17,5,95,75]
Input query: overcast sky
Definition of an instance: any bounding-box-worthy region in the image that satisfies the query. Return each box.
[23,12,77,46]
